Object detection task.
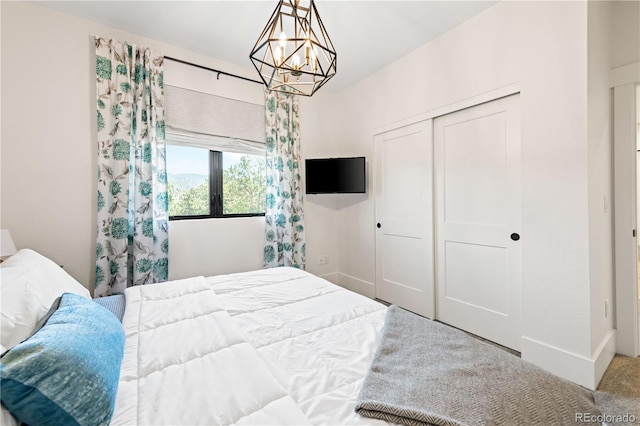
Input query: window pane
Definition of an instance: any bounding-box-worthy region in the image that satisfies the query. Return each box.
[166,145,210,216]
[222,152,266,215]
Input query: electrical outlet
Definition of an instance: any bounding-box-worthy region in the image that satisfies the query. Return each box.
[318,255,329,265]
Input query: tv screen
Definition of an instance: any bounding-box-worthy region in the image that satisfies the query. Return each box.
[305,157,366,194]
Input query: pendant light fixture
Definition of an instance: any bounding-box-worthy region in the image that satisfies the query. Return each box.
[249,0,337,97]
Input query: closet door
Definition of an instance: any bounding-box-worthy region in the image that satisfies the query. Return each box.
[434,94,522,351]
[375,120,434,318]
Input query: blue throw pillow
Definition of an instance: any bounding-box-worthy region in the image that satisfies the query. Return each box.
[0,292,125,426]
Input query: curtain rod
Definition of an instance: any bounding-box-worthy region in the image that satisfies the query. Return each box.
[165,56,264,86]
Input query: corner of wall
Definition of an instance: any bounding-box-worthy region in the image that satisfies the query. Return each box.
[317,271,340,285]
[338,272,376,300]
[593,330,616,388]
[522,330,616,390]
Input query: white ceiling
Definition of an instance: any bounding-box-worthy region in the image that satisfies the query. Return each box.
[34,1,498,92]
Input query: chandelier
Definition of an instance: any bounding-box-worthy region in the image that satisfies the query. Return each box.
[249,0,337,97]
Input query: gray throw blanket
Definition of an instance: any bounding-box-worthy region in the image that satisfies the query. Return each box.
[355,306,600,426]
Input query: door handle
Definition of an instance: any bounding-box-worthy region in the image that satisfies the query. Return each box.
[377,223,382,229]
[510,233,520,241]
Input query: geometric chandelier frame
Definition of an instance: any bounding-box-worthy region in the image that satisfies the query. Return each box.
[249,0,337,96]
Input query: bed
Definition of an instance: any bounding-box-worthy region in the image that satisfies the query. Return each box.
[0,249,388,426]
[1,249,602,426]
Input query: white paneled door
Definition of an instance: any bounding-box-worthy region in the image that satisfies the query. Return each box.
[375,120,434,319]
[434,94,522,351]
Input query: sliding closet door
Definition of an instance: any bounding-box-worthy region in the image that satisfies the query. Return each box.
[375,120,434,319]
[435,94,522,351]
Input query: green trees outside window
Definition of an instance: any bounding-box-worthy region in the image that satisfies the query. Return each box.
[222,154,267,215]
[167,145,266,218]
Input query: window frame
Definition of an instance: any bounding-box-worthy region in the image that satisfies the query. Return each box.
[168,148,266,221]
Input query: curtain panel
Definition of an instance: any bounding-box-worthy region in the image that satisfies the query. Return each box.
[95,37,169,297]
[263,90,306,269]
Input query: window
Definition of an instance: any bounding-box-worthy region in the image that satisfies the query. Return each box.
[167,145,266,219]
[163,84,266,219]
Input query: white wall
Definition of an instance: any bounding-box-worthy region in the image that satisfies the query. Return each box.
[587,0,615,384]
[611,0,640,70]
[296,89,372,291]
[299,92,342,281]
[0,2,3,229]
[2,1,99,287]
[0,1,339,289]
[304,1,614,388]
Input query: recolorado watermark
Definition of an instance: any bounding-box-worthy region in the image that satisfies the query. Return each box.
[575,412,637,424]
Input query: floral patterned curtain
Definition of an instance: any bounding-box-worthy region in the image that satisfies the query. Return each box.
[95,37,168,296]
[263,90,306,269]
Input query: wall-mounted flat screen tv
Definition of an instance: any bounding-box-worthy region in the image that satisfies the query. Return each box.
[305,157,366,194]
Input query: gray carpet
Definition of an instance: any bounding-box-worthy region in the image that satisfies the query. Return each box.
[356,306,601,426]
[595,355,640,426]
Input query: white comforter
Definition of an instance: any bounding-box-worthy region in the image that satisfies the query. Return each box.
[111,276,310,425]
[112,268,389,425]
[209,267,389,425]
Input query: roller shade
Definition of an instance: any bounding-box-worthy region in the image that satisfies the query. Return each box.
[165,85,265,155]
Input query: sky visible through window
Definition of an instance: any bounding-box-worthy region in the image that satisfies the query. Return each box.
[166,145,244,175]
[166,145,266,217]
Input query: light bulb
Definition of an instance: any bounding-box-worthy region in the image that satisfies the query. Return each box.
[312,47,318,72]
[304,39,311,64]
[291,54,302,77]
[279,31,287,49]
[274,46,284,65]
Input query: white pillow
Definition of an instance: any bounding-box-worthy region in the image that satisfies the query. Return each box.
[1,406,19,426]
[0,249,91,349]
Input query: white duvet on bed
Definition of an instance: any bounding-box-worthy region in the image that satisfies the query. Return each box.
[209,267,390,426]
[111,275,310,426]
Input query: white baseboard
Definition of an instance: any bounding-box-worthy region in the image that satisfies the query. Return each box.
[521,330,616,390]
[593,330,616,388]
[337,272,376,299]
[318,272,340,285]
